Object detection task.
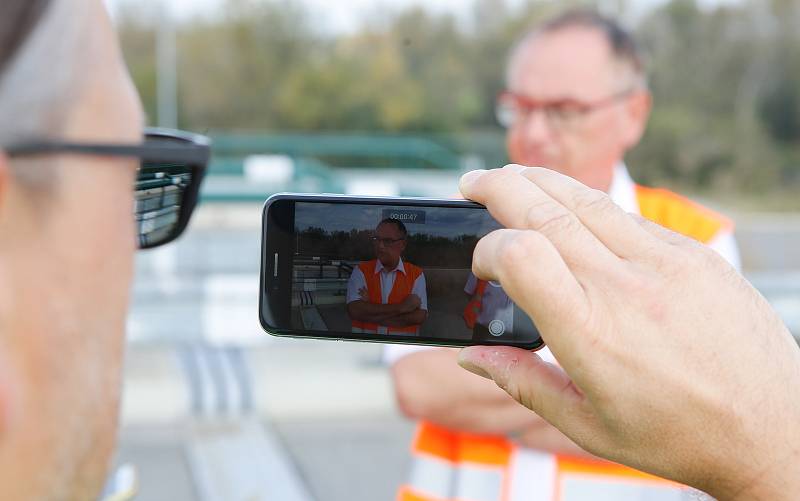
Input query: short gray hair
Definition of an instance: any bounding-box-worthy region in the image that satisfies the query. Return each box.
[507,8,647,91]
[0,0,91,190]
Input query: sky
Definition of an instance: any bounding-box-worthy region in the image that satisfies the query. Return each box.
[107,0,743,33]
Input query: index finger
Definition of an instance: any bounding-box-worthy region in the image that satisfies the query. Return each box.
[513,166,665,260]
[460,165,619,275]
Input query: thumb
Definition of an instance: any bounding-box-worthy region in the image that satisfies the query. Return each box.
[458,346,588,431]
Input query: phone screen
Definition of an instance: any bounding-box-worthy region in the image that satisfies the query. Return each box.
[261,196,543,349]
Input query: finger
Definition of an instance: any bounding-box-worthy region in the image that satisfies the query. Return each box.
[630,214,694,247]
[514,167,665,259]
[460,167,619,274]
[471,228,591,371]
[458,346,592,441]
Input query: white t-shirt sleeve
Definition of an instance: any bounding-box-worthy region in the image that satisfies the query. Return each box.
[412,273,428,311]
[707,230,741,272]
[346,267,366,304]
[464,272,477,295]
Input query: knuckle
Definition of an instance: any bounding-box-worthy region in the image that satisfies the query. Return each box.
[503,359,541,411]
[497,231,544,269]
[695,242,725,268]
[528,203,579,236]
[672,238,722,277]
[482,167,516,189]
[570,188,615,215]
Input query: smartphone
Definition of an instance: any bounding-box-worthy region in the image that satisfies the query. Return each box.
[259,193,544,350]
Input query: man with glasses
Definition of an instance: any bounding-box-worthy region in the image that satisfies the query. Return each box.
[387,9,740,501]
[347,218,428,335]
[0,1,207,499]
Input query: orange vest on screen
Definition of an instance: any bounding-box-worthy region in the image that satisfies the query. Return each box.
[351,259,423,334]
[398,185,733,501]
[463,279,489,329]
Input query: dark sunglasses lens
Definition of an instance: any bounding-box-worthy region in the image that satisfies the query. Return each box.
[135,161,193,248]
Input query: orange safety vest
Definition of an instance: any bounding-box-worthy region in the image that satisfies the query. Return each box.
[398,185,733,501]
[351,259,424,334]
[463,279,489,329]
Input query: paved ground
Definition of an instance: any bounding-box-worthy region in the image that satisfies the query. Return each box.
[114,334,413,501]
[109,201,800,501]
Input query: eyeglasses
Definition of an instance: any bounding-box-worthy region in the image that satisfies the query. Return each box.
[371,236,405,246]
[5,127,210,249]
[495,89,636,130]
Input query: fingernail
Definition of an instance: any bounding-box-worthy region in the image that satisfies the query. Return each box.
[505,164,527,173]
[458,347,492,380]
[459,169,487,192]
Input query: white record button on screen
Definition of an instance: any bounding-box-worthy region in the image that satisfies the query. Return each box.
[488,320,505,336]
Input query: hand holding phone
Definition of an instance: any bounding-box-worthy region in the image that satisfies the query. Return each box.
[259,194,543,349]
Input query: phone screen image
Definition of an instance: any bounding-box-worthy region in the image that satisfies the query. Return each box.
[261,196,543,349]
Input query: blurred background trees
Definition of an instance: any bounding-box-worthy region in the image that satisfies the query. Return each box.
[116,0,800,200]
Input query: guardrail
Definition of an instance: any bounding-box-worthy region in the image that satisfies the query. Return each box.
[197,132,508,203]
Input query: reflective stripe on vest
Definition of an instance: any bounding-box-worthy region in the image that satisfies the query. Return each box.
[351,259,423,334]
[402,456,505,501]
[402,422,681,501]
[554,456,684,501]
[401,186,733,500]
[399,422,512,501]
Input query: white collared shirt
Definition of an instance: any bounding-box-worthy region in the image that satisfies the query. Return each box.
[346,257,428,335]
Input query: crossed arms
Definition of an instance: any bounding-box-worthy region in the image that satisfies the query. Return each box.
[347,291,427,327]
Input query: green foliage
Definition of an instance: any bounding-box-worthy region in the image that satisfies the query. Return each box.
[296,227,480,268]
[116,0,800,193]
[759,70,800,144]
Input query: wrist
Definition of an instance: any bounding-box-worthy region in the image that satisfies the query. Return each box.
[709,443,800,501]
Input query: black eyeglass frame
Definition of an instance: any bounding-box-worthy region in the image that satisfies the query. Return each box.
[4,127,211,249]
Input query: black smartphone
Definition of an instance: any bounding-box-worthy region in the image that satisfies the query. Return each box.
[259,193,544,350]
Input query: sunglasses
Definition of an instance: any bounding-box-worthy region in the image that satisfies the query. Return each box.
[5,128,210,249]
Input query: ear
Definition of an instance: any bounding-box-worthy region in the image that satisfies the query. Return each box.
[620,90,652,148]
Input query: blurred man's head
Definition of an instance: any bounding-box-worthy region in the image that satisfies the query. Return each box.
[501,9,651,191]
[373,218,408,270]
[0,1,143,500]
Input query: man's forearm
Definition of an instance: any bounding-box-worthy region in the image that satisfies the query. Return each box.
[392,349,544,435]
[381,309,427,327]
[347,300,407,323]
[393,350,592,459]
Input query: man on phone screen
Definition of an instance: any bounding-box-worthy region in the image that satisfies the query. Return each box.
[463,273,514,340]
[386,8,741,501]
[346,218,428,335]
